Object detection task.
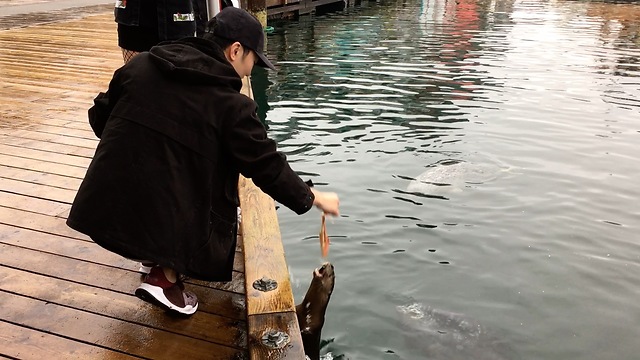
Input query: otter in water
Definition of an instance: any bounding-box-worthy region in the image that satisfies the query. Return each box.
[296,262,335,360]
[396,302,517,359]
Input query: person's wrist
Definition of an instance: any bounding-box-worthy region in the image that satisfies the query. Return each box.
[310,188,319,205]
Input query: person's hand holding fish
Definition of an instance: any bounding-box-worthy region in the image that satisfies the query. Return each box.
[310,188,339,257]
[310,188,340,216]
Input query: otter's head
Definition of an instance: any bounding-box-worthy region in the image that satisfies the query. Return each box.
[313,262,335,296]
[300,262,335,312]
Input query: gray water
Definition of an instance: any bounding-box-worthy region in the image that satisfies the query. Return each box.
[253,0,640,358]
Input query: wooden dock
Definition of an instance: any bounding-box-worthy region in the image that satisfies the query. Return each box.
[0,6,304,359]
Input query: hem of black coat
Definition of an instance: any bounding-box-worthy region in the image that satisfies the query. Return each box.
[65,218,234,282]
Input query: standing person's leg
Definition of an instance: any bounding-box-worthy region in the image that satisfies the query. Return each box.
[121,47,140,63]
[117,0,159,63]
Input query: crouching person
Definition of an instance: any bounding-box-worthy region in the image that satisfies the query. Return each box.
[67,7,340,316]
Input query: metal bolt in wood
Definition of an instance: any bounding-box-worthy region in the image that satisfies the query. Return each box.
[260,329,290,349]
[252,276,278,292]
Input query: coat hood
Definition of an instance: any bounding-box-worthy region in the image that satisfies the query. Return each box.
[148,37,243,91]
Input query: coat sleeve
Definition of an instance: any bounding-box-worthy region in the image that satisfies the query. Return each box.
[88,68,124,138]
[224,98,315,215]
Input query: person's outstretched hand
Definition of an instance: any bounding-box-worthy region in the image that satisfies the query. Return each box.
[310,188,340,216]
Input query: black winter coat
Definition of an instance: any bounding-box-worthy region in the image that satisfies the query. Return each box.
[67,37,314,281]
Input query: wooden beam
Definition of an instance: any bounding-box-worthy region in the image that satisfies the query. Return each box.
[239,177,296,316]
[238,79,305,358]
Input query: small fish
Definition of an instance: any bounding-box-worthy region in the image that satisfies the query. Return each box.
[319,213,330,257]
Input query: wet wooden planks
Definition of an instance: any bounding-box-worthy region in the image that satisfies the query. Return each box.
[0,11,250,359]
[0,3,114,30]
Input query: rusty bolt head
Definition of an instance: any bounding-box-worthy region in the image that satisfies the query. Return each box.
[253,276,278,292]
[261,330,290,349]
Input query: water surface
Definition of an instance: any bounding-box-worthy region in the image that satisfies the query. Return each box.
[252,0,640,358]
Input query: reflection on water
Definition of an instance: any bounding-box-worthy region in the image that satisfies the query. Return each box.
[252,0,640,358]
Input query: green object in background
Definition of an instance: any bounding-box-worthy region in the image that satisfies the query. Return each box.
[264,26,274,33]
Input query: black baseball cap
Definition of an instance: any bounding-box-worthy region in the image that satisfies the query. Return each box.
[211,7,276,71]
